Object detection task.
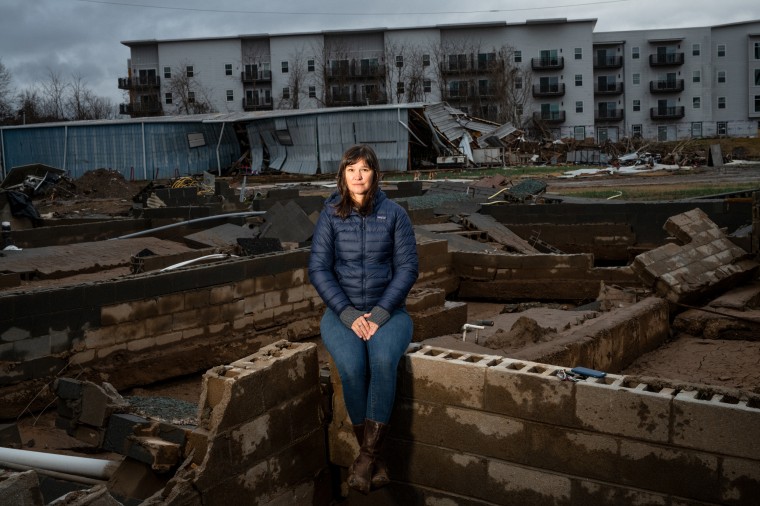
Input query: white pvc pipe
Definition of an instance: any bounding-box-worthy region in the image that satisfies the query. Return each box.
[0,447,120,480]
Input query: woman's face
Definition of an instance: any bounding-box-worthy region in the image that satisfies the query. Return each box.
[344,158,374,204]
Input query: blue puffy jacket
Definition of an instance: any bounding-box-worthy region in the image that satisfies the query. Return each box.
[308,189,419,316]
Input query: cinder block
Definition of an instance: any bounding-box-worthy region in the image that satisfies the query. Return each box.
[720,456,760,505]
[399,347,497,409]
[199,341,318,433]
[0,470,45,506]
[107,457,170,502]
[0,422,23,449]
[671,391,760,460]
[54,377,83,400]
[104,413,151,454]
[484,359,576,426]
[125,436,181,473]
[574,378,671,443]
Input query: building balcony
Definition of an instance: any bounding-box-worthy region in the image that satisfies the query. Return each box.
[241,70,272,83]
[650,106,685,120]
[117,76,160,91]
[532,83,565,97]
[649,79,684,93]
[594,82,624,95]
[533,110,566,123]
[595,109,624,122]
[119,102,162,117]
[440,62,476,75]
[531,57,564,71]
[242,97,273,111]
[593,55,623,69]
[327,66,386,80]
[325,91,388,107]
[649,53,685,66]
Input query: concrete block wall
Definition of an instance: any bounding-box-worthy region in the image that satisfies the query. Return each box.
[330,345,760,506]
[145,340,329,505]
[454,251,638,301]
[0,239,451,418]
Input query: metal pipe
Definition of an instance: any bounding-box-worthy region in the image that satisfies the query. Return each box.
[142,121,147,180]
[0,459,108,486]
[63,125,68,174]
[216,122,226,176]
[160,253,238,272]
[111,211,265,240]
[0,447,119,480]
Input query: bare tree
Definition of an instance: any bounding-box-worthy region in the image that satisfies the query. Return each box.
[279,46,308,109]
[0,59,14,122]
[17,87,47,124]
[166,61,214,115]
[40,69,68,120]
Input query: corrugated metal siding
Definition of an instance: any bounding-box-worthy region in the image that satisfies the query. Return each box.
[2,121,239,181]
[317,109,409,174]
[280,115,318,174]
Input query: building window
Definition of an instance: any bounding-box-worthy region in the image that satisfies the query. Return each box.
[164,66,171,79]
[633,99,640,112]
[756,69,760,86]
[693,70,700,83]
[186,65,194,78]
[691,122,702,138]
[308,86,316,98]
[632,47,640,59]
[692,44,700,56]
[514,50,522,63]
[717,121,727,136]
[755,95,760,113]
[755,42,760,59]
[282,87,290,99]
[575,74,582,86]
[226,90,233,102]
[632,73,640,85]
[397,81,405,95]
[225,64,232,76]
[574,126,585,140]
[658,126,668,141]
[423,79,431,93]
[395,55,403,67]
[165,93,172,105]
[574,48,582,60]
[718,96,726,109]
[632,124,642,138]
[575,101,583,113]
[693,96,700,109]
[281,61,288,73]
[423,54,430,67]
[188,91,195,103]
[717,70,726,83]
[717,44,726,57]
[307,59,315,72]
[515,76,523,89]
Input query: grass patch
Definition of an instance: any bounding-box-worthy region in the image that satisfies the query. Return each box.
[558,183,760,201]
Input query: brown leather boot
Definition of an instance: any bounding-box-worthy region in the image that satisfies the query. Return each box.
[352,423,364,446]
[347,419,388,494]
[353,422,389,489]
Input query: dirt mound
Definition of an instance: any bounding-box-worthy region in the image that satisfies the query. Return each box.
[486,316,557,352]
[73,168,136,199]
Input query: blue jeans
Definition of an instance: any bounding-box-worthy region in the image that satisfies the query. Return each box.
[320,308,413,424]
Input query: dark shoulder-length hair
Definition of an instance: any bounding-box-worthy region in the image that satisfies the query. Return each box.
[334,144,381,219]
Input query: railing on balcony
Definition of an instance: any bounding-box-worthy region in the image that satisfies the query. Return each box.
[532,110,566,123]
[649,79,684,93]
[531,56,564,71]
[649,53,685,66]
[650,106,685,120]
[241,70,272,83]
[242,97,273,111]
[117,76,160,90]
[532,83,565,97]
[594,82,624,95]
[593,55,623,69]
[326,66,386,80]
[325,91,388,106]
[440,62,476,75]
[595,109,625,121]
[119,102,162,117]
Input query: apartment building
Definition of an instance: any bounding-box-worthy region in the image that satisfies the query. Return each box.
[119,18,760,141]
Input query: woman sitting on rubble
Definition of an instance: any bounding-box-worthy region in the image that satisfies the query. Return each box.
[308,144,418,494]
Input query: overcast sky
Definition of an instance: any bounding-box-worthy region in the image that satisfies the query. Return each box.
[2,0,759,109]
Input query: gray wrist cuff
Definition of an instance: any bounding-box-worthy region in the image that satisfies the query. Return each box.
[339,307,365,328]
[367,306,391,327]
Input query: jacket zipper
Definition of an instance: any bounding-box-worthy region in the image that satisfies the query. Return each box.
[361,215,366,310]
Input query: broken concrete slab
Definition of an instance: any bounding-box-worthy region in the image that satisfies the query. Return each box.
[632,208,759,304]
[183,223,255,249]
[462,213,539,254]
[0,470,45,506]
[47,484,121,505]
[260,200,314,244]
